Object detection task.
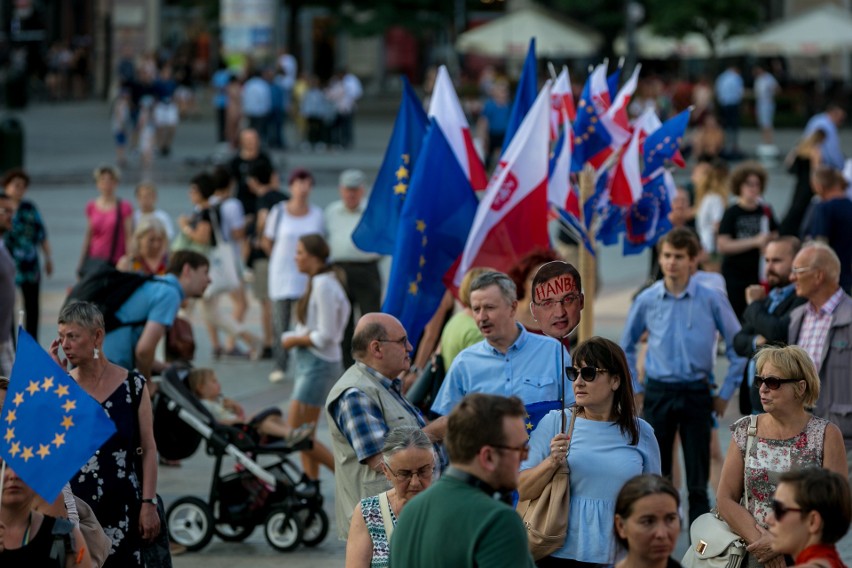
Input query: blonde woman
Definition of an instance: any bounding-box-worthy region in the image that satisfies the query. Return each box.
[117,217,169,275]
[693,158,729,265]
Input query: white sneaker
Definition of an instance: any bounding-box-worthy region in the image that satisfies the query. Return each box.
[269,369,286,383]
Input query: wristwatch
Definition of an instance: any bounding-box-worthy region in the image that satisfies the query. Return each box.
[141,497,158,506]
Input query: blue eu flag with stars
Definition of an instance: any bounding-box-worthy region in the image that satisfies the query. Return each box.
[382,118,478,350]
[0,328,117,502]
[352,77,429,255]
[502,37,537,154]
[524,400,562,439]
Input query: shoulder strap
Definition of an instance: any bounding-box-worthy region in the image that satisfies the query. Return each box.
[565,408,578,451]
[109,198,123,262]
[378,492,395,542]
[209,205,226,245]
[744,414,758,509]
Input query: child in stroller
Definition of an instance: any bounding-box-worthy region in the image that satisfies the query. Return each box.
[187,368,313,446]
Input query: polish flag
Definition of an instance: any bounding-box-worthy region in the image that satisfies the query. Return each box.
[600,65,641,150]
[428,66,488,190]
[548,110,579,216]
[452,81,553,286]
[610,119,644,207]
[550,67,576,141]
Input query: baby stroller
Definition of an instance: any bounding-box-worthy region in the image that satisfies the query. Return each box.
[153,364,329,552]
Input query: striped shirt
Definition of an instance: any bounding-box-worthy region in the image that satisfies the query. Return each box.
[799,288,846,372]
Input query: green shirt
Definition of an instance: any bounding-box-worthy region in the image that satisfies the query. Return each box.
[389,472,534,568]
[440,312,483,370]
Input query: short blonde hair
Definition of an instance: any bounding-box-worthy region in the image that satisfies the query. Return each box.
[755,345,820,407]
[187,368,216,396]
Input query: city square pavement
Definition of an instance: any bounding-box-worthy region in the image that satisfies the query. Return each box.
[7,94,852,566]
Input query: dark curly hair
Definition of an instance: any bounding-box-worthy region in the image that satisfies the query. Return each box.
[508,248,561,299]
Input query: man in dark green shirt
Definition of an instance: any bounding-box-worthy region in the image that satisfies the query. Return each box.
[389,393,535,567]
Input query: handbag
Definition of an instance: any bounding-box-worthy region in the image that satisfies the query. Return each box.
[515,407,577,561]
[681,414,757,568]
[406,351,446,414]
[203,207,241,298]
[166,315,195,362]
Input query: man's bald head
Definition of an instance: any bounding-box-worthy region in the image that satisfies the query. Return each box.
[807,242,842,285]
[351,313,413,378]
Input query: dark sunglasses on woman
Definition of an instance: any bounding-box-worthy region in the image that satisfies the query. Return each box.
[565,367,608,382]
[753,375,800,390]
[771,499,803,520]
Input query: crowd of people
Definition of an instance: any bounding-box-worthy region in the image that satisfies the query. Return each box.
[3,59,852,568]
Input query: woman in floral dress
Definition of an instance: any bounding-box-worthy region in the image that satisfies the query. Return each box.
[717,345,847,568]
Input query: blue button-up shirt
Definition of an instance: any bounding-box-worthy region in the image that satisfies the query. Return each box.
[621,278,746,401]
[804,112,846,170]
[431,323,574,416]
[715,69,744,106]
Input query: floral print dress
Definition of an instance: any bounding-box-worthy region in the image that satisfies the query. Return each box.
[360,492,397,568]
[732,414,827,527]
[71,373,146,567]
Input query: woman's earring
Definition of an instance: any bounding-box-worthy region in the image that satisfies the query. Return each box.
[93,347,100,359]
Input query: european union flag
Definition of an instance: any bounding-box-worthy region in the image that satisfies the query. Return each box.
[352,77,428,255]
[502,37,537,154]
[0,328,116,502]
[623,174,674,256]
[571,74,613,172]
[524,400,562,439]
[382,118,478,350]
[643,109,691,175]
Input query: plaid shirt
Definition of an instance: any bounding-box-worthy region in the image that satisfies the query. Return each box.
[799,288,846,372]
[330,362,429,463]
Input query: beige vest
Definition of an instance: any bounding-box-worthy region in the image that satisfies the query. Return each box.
[325,363,423,539]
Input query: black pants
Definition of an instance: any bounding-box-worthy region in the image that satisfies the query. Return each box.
[644,379,713,525]
[719,103,741,151]
[536,557,601,568]
[337,261,381,369]
[20,280,40,339]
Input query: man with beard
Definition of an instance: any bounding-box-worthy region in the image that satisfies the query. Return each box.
[733,236,806,413]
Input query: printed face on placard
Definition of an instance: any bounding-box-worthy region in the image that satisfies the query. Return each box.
[530,275,583,339]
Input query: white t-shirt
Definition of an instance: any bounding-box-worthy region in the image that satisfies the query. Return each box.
[285,272,351,362]
[264,203,325,300]
[696,193,726,254]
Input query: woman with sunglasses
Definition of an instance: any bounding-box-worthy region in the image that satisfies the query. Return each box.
[767,467,850,568]
[717,345,847,568]
[519,337,661,567]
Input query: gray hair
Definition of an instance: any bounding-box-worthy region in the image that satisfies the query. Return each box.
[58,301,105,332]
[802,241,841,284]
[381,426,434,468]
[470,271,517,304]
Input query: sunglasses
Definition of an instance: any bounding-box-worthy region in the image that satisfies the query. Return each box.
[753,375,800,390]
[772,499,804,521]
[566,367,608,382]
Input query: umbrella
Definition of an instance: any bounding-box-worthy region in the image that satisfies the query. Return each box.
[750,4,852,55]
[456,6,602,58]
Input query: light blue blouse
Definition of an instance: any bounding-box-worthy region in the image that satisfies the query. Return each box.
[520,409,661,563]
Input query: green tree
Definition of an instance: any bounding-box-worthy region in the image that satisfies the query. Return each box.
[546,0,626,59]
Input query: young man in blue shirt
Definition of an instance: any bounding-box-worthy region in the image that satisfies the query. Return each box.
[621,228,745,524]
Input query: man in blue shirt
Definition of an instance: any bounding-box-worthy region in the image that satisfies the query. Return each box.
[714,65,744,158]
[430,271,574,438]
[103,250,210,379]
[804,103,847,170]
[621,228,745,524]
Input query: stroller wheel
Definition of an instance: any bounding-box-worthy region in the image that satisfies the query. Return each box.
[264,508,303,552]
[167,497,214,551]
[297,507,329,547]
[214,523,254,542]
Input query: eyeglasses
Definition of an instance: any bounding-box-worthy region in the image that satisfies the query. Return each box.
[490,441,530,459]
[790,266,815,275]
[566,367,609,382]
[377,336,408,347]
[753,375,800,390]
[533,294,580,311]
[385,463,434,482]
[772,499,804,521]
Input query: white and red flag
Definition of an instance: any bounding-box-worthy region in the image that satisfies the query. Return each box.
[452,81,553,286]
[549,67,576,141]
[428,66,488,190]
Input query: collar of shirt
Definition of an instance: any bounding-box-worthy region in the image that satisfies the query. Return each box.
[768,284,795,313]
[484,322,529,356]
[657,276,698,300]
[355,361,403,393]
[808,287,846,317]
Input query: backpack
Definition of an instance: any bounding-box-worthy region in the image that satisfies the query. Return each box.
[64,266,154,332]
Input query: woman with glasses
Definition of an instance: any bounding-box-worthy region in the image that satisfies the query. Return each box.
[346,426,436,568]
[518,337,661,567]
[717,345,847,568]
[767,467,850,568]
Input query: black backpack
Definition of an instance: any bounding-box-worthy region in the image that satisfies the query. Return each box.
[64,266,154,332]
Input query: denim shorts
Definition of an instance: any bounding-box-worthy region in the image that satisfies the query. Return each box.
[292,348,343,407]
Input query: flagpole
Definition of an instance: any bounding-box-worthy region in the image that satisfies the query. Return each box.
[578,166,596,344]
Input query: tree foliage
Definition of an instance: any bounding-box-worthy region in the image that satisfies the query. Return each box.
[644,0,760,54]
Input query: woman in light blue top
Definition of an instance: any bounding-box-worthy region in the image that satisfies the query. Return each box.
[519,337,661,567]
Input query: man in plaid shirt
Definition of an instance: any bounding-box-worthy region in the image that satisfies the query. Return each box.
[788,242,852,476]
[325,312,443,538]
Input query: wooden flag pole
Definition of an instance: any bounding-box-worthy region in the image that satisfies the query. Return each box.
[578,166,596,344]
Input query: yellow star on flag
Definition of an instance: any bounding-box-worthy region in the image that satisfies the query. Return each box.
[419,255,426,267]
[12,392,23,406]
[42,376,54,391]
[52,432,66,448]
[54,384,69,398]
[9,441,20,457]
[62,399,77,413]
[4,427,13,442]
[415,220,426,233]
[395,165,409,181]
[4,409,16,424]
[409,282,419,295]
[26,381,40,396]
[21,446,34,462]
[61,415,74,430]
[402,153,410,164]
[37,444,51,459]
[394,182,407,195]
[526,422,533,430]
